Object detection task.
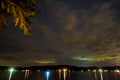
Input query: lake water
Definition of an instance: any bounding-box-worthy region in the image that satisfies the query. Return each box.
[0,70,120,80]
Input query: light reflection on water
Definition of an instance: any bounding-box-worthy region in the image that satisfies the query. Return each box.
[94,72,98,80]
[58,69,61,80]
[0,70,120,80]
[63,69,67,80]
[24,69,30,80]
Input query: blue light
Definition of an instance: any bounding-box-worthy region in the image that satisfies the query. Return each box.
[45,70,51,80]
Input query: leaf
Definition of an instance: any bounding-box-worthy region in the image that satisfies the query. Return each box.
[28,0,37,5]
[31,0,37,5]
[7,5,11,13]
[1,1,5,9]
[15,17,20,26]
[0,14,7,26]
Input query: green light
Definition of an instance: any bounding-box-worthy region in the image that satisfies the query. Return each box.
[8,68,15,80]
[9,68,14,72]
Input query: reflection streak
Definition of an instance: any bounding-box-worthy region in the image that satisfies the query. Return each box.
[24,70,30,80]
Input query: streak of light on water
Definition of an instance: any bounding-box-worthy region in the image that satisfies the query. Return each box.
[94,72,98,80]
[68,70,71,80]
[115,69,120,73]
[99,69,104,80]
[8,68,14,80]
[63,69,67,80]
[24,69,30,80]
[45,70,50,80]
[58,69,61,80]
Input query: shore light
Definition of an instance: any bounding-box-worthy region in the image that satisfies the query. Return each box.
[45,70,51,80]
[8,68,15,80]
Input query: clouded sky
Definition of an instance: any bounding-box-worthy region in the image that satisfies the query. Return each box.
[0,0,120,67]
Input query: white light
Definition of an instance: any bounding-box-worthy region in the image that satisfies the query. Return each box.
[24,69,30,80]
[99,69,103,72]
[93,70,97,72]
[63,68,67,80]
[8,68,14,80]
[114,70,120,72]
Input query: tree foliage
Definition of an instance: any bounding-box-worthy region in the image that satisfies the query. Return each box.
[0,0,38,35]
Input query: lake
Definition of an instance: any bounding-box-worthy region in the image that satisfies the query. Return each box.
[0,69,120,80]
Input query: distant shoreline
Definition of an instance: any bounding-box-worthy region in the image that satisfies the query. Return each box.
[0,65,120,71]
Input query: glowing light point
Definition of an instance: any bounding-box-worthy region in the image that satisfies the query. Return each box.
[63,68,67,72]
[93,70,97,72]
[9,68,14,72]
[99,69,103,72]
[115,69,120,74]
[46,71,50,77]
[58,69,61,72]
[115,70,120,72]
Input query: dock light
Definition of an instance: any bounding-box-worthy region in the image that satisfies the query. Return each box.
[93,70,97,72]
[115,70,120,74]
[104,70,108,72]
[99,69,103,72]
[88,69,91,72]
[63,68,67,72]
[45,70,51,80]
[115,70,120,72]
[8,68,15,80]
[58,69,62,80]
[9,68,14,72]
[24,69,30,80]
[63,68,67,80]
[58,69,61,72]
[99,69,103,80]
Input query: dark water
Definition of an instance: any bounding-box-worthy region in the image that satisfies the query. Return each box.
[0,70,120,80]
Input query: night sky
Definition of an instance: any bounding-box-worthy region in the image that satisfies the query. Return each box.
[0,0,120,67]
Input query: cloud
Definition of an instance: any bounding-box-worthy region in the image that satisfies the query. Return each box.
[32,22,55,41]
[0,59,19,66]
[55,7,78,32]
[47,1,120,52]
[0,59,40,66]
[0,35,32,54]
[33,1,120,66]
[42,0,78,32]
[32,59,57,64]
[72,51,120,64]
